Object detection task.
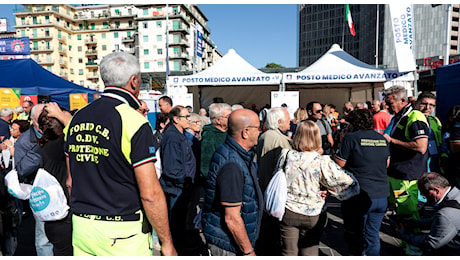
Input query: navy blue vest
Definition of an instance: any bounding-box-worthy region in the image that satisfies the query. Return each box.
[202,136,263,253]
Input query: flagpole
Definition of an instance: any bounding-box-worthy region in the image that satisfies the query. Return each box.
[375,4,379,68]
[342,6,345,49]
[165,4,170,96]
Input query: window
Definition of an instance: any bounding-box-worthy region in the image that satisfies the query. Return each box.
[77,35,81,40]
[46,41,51,49]
[143,22,148,29]
[143,35,148,42]
[47,66,52,71]
[157,48,163,55]
[79,69,84,75]
[58,30,62,39]
[32,29,37,38]
[103,22,109,29]
[143,9,148,15]
[102,45,107,51]
[173,61,180,71]
[21,17,25,25]
[127,31,131,37]
[21,30,25,37]
[78,46,82,52]
[156,21,161,28]
[158,61,163,69]
[68,33,71,39]
[33,41,38,50]
[70,68,74,74]
[102,33,106,39]
[114,32,119,38]
[32,17,37,24]
[157,35,162,41]
[115,21,120,28]
[80,81,84,86]
[79,24,83,30]
[144,62,150,69]
[172,20,180,30]
[68,45,72,51]
[78,58,83,63]
[144,49,149,55]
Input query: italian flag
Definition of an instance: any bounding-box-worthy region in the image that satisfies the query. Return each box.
[345,4,356,36]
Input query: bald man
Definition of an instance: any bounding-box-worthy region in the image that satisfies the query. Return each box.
[202,109,263,256]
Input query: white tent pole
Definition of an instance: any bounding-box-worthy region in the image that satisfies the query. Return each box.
[444,4,452,66]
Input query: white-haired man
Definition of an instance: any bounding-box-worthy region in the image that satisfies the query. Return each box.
[255,107,292,255]
[200,102,232,178]
[383,85,429,255]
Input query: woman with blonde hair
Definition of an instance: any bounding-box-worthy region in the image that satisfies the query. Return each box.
[277,120,359,256]
[289,107,308,134]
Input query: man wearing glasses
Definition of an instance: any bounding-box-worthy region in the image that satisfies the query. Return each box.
[416,92,445,173]
[160,105,196,255]
[202,109,263,256]
[306,101,334,155]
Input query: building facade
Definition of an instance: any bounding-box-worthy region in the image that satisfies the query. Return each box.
[299,4,460,73]
[14,4,222,91]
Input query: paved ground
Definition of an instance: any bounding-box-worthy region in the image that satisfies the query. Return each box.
[14,197,411,256]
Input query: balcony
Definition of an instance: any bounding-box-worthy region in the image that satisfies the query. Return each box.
[57,36,67,43]
[169,39,189,47]
[110,11,135,18]
[59,71,68,78]
[74,13,110,20]
[122,36,135,43]
[86,61,98,67]
[30,47,54,53]
[169,26,190,34]
[87,73,99,79]
[59,60,68,67]
[58,48,67,55]
[125,48,135,54]
[169,52,189,60]
[85,50,98,56]
[36,59,54,65]
[85,38,97,45]
[29,33,53,40]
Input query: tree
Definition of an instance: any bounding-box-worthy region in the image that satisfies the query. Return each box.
[264,63,284,68]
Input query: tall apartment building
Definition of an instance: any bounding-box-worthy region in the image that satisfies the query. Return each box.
[298,4,460,72]
[14,4,222,91]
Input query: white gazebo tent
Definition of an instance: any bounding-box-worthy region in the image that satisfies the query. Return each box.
[283,44,414,109]
[167,49,282,110]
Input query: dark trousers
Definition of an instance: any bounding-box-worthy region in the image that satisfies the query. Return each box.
[342,192,387,256]
[44,213,73,256]
[280,208,327,256]
[255,212,281,255]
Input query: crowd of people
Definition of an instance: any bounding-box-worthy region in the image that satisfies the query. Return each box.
[0,51,459,256]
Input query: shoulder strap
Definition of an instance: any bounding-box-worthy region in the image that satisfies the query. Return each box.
[439,200,460,210]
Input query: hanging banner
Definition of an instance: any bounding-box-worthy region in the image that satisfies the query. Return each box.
[170,93,193,111]
[0,88,21,109]
[196,27,203,58]
[0,18,7,33]
[389,4,416,72]
[69,93,88,111]
[0,37,30,55]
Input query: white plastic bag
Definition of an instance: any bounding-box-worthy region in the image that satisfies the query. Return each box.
[4,169,32,200]
[29,168,69,221]
[264,167,288,221]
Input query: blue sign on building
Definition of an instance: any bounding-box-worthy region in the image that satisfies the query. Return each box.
[196,30,203,58]
[0,37,30,55]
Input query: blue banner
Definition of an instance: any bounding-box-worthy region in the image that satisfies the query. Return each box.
[196,30,203,58]
[0,37,30,55]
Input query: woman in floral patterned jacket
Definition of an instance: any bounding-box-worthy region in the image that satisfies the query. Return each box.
[278,120,359,256]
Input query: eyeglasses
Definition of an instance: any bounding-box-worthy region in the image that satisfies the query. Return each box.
[140,109,149,113]
[420,102,436,108]
[315,110,322,114]
[191,120,201,124]
[178,115,191,119]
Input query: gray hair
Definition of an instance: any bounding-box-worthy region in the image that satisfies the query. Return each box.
[0,107,13,117]
[384,85,407,101]
[100,52,140,88]
[231,104,244,111]
[189,112,200,122]
[14,106,24,114]
[30,103,46,122]
[265,107,288,130]
[209,103,231,125]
